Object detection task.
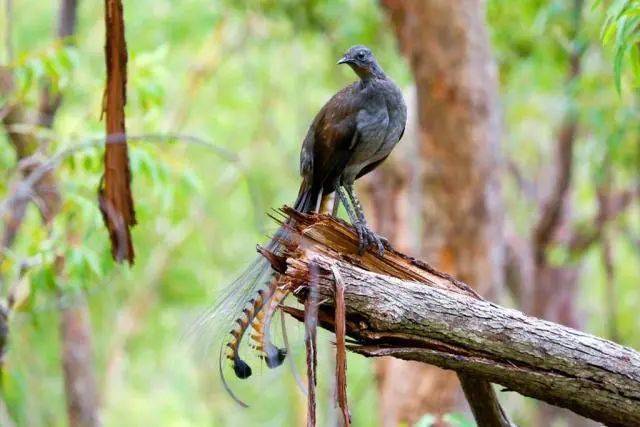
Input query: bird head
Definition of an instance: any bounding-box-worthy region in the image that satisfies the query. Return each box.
[338,45,385,80]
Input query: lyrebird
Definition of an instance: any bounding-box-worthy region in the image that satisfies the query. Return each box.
[205,45,407,406]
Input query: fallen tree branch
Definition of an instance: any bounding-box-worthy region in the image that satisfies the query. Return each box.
[274,208,640,427]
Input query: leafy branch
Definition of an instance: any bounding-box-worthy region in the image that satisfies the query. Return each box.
[600,0,640,91]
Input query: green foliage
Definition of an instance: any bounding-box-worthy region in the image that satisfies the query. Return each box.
[599,0,640,91]
[1,1,405,425]
[10,44,79,104]
[1,0,638,426]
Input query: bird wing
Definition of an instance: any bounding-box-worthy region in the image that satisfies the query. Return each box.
[300,83,363,191]
[354,124,404,180]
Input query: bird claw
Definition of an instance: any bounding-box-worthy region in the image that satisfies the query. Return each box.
[354,221,386,256]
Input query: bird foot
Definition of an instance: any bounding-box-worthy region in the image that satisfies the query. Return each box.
[354,221,387,256]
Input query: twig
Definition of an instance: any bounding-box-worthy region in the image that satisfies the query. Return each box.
[0,132,239,221]
[275,211,640,426]
[568,186,636,256]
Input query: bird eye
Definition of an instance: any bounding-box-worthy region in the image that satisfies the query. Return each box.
[357,52,366,60]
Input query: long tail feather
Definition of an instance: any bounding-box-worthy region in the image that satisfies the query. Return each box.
[250,281,289,368]
[218,345,249,408]
[293,182,321,214]
[197,181,322,407]
[280,309,307,395]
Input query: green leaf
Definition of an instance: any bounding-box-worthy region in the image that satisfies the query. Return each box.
[630,43,640,85]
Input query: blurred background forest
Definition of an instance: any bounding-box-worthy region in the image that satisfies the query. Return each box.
[0,0,638,426]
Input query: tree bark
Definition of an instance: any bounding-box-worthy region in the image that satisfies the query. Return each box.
[100,0,136,264]
[274,211,640,427]
[379,0,504,423]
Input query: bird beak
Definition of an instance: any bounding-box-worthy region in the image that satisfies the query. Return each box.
[337,56,350,65]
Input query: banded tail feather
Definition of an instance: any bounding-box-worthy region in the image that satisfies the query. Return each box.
[249,280,290,369]
[225,288,270,379]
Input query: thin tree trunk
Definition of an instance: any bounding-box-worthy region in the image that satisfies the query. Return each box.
[510,2,594,425]
[379,1,504,424]
[60,294,101,427]
[38,0,78,128]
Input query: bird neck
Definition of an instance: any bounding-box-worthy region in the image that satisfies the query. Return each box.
[356,62,387,82]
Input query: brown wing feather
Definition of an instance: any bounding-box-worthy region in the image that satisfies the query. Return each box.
[300,83,362,192]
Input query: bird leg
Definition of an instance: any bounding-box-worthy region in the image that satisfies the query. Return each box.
[338,185,386,255]
[336,187,365,250]
[331,193,340,217]
[336,187,358,222]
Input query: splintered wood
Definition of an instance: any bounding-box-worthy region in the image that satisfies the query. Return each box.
[264,207,640,426]
[273,206,480,301]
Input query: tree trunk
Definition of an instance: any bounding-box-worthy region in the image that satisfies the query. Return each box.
[379,0,503,423]
[60,295,101,427]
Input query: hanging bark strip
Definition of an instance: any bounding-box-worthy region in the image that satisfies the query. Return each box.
[330,264,350,427]
[304,261,319,427]
[100,0,136,264]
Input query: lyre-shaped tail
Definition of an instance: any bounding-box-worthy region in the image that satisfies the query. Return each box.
[217,182,321,405]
